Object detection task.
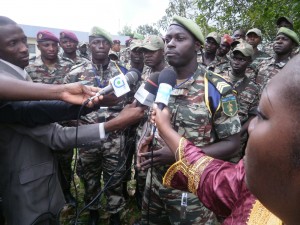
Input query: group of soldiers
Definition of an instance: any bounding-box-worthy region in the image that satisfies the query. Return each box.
[2,13,299,225]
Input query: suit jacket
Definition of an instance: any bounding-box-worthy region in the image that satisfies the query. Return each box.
[0,61,102,225]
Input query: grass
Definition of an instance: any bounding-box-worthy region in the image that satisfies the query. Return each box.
[59,170,141,225]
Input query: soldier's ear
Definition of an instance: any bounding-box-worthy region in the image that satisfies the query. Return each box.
[194,40,201,52]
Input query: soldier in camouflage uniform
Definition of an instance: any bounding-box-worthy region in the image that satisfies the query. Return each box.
[132,35,168,209]
[119,38,132,68]
[137,16,241,225]
[216,34,232,62]
[25,30,76,206]
[219,42,259,161]
[256,27,299,97]
[78,42,91,60]
[59,30,90,66]
[198,32,229,73]
[26,30,73,84]
[64,26,131,225]
[127,39,144,73]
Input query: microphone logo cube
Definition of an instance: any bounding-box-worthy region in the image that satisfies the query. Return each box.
[110,74,130,97]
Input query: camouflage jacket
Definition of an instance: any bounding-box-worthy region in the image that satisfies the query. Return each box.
[59,53,90,66]
[119,47,131,68]
[198,54,230,73]
[26,55,73,84]
[219,68,259,124]
[255,56,291,96]
[153,64,241,179]
[64,59,133,124]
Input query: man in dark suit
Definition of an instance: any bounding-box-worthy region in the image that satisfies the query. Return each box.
[0,16,144,225]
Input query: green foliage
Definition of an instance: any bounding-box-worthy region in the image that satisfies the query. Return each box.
[195,0,300,41]
[136,24,161,36]
[118,25,134,37]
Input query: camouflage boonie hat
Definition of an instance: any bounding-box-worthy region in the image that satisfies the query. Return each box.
[246,28,262,37]
[130,39,143,50]
[140,35,164,51]
[233,42,254,58]
[277,27,299,46]
[89,26,113,45]
[170,15,205,45]
[206,32,221,45]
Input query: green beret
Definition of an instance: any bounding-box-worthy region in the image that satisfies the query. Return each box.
[170,15,205,45]
[89,26,112,45]
[133,32,145,40]
[277,27,299,46]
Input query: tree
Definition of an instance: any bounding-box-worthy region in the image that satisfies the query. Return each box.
[136,24,161,36]
[118,25,134,37]
[157,0,199,31]
[196,0,300,41]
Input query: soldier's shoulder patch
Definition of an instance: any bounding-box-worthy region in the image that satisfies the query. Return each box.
[221,94,238,117]
[205,71,232,95]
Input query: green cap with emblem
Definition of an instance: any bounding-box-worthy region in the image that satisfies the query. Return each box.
[206,32,221,45]
[233,42,254,58]
[277,27,299,46]
[89,26,113,45]
[170,15,205,45]
[140,35,164,51]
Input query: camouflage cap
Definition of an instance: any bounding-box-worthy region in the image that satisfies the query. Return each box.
[246,28,262,37]
[170,15,205,45]
[89,26,112,45]
[37,30,59,43]
[206,32,221,45]
[60,30,78,42]
[277,27,299,46]
[109,50,119,59]
[140,35,164,51]
[133,32,145,40]
[78,42,87,47]
[276,16,293,26]
[233,42,254,58]
[129,39,143,50]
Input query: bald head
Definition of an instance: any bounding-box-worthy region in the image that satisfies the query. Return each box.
[0,16,17,26]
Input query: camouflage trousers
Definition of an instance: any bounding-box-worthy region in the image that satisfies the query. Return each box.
[141,168,218,225]
[54,149,74,192]
[76,132,126,213]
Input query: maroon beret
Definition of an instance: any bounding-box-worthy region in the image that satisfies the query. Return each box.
[37,30,59,43]
[60,30,79,42]
[113,39,121,44]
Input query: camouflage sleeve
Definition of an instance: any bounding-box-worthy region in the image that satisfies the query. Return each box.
[213,97,241,139]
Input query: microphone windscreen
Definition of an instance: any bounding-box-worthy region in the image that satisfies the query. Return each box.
[125,69,140,84]
[144,72,159,95]
[158,68,177,88]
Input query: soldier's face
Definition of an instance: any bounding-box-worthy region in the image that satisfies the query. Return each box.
[246,33,261,48]
[112,43,120,52]
[217,42,231,57]
[273,34,295,55]
[89,37,111,60]
[143,49,164,67]
[131,48,143,64]
[165,25,200,67]
[59,37,78,54]
[245,73,300,221]
[0,24,29,69]
[205,38,219,54]
[37,41,59,60]
[230,52,250,75]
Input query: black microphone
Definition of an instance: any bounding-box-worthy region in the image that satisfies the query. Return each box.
[134,72,159,107]
[88,69,140,101]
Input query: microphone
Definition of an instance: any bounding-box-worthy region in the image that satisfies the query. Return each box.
[88,69,140,101]
[151,68,177,134]
[155,68,177,110]
[134,72,159,107]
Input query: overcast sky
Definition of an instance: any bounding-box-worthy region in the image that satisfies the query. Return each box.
[0,0,169,34]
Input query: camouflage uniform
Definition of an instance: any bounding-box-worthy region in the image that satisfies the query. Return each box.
[25,55,75,200]
[219,68,259,159]
[119,47,131,69]
[141,64,241,225]
[255,56,291,97]
[26,55,72,84]
[64,59,129,213]
[60,52,90,66]
[198,54,230,73]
